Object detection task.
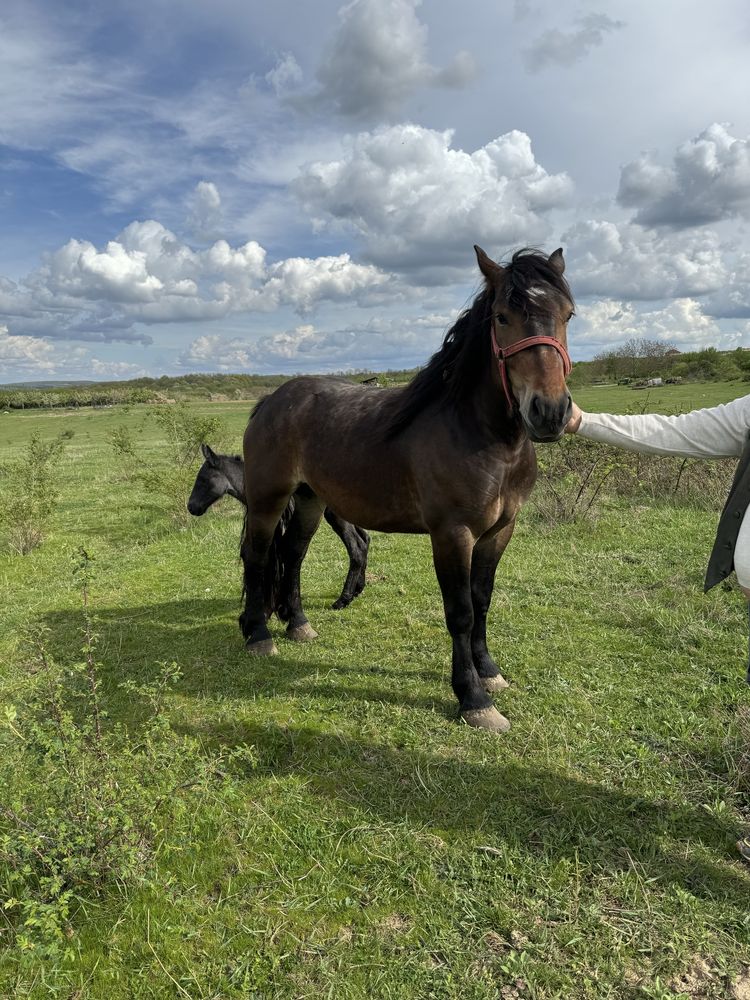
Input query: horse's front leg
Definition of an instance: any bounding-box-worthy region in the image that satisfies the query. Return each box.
[471,521,515,693]
[430,526,510,733]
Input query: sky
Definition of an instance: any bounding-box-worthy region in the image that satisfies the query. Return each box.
[2,0,750,382]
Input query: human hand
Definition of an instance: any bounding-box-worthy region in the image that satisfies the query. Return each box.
[565,401,582,434]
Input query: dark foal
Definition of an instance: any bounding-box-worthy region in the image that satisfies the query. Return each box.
[188,444,370,611]
[240,247,574,733]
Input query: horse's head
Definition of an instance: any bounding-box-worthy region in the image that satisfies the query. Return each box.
[187,443,243,515]
[475,245,574,443]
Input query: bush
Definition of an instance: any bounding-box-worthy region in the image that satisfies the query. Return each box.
[0,551,255,957]
[0,432,67,554]
[531,436,618,522]
[530,436,735,523]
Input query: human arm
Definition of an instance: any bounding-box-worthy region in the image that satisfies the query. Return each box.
[564,394,750,459]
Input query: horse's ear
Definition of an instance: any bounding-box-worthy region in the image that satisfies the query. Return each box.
[474,245,503,283]
[548,247,565,276]
[201,443,217,464]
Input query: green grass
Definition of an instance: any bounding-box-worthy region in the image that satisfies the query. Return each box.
[573,379,750,414]
[1,386,750,998]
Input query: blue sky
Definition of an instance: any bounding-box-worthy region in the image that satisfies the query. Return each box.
[2,0,750,380]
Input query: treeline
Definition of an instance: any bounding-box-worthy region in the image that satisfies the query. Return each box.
[4,347,749,411]
[569,343,750,387]
[0,369,415,410]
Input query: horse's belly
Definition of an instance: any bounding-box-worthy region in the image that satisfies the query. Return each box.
[302,465,426,533]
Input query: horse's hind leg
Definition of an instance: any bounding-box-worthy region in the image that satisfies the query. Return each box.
[240,490,295,656]
[324,509,370,610]
[278,490,325,641]
[470,521,515,693]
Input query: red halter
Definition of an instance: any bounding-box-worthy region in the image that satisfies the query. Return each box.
[490,317,572,411]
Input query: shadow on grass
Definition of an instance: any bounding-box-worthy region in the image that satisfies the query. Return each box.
[190,716,750,906]
[42,597,448,696]
[39,598,750,910]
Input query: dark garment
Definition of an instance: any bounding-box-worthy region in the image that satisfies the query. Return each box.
[705,432,750,592]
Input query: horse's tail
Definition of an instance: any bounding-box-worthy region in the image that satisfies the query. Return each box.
[239,494,297,626]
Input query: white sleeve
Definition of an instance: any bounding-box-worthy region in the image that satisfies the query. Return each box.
[577,394,750,459]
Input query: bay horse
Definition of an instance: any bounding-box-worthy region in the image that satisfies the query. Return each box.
[240,246,574,732]
[187,444,370,610]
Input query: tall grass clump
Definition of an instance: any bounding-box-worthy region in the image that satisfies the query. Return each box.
[0,550,254,957]
[0,432,68,554]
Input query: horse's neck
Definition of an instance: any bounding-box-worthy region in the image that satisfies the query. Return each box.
[221,459,246,502]
[461,369,525,446]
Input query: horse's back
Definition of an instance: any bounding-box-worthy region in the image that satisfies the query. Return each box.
[243,376,423,530]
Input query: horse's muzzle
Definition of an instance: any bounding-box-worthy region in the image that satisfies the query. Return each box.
[522,392,572,443]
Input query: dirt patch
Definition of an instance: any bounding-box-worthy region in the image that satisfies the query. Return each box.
[378,913,412,937]
[670,957,717,996]
[499,982,527,998]
[732,969,750,1000]
[483,931,507,954]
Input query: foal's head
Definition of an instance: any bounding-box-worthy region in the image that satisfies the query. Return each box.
[187,444,245,515]
[475,246,574,442]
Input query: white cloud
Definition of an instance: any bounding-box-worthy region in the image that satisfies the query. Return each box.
[185,181,223,241]
[0,324,59,374]
[0,325,126,379]
[89,358,147,379]
[571,298,745,354]
[523,13,625,72]
[265,53,303,96]
[29,239,166,304]
[703,252,750,318]
[178,310,449,373]
[294,125,572,280]
[562,219,727,300]
[0,220,396,342]
[301,0,476,121]
[617,123,750,228]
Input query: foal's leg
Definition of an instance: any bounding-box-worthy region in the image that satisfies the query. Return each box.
[240,492,294,656]
[471,521,515,693]
[278,492,325,641]
[431,525,510,733]
[324,509,370,610]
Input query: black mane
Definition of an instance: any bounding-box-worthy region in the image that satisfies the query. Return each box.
[386,248,573,439]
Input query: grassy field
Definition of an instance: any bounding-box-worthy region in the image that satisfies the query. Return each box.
[1,381,750,998]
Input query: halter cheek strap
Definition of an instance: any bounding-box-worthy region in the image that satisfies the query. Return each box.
[491,317,572,411]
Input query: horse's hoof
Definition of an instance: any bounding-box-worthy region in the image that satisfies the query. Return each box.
[286,622,318,642]
[330,598,349,611]
[481,673,509,693]
[461,706,510,733]
[246,638,278,656]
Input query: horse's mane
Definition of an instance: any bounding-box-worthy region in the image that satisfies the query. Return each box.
[386,248,573,439]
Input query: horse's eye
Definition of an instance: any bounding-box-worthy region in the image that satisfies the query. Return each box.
[496,313,509,326]
[566,311,574,323]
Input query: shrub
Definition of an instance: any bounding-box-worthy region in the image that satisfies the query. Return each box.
[0,432,67,554]
[107,423,138,467]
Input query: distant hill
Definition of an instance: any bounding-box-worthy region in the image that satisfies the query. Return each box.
[0,380,97,390]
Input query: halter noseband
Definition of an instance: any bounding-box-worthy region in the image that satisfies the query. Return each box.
[490,316,572,411]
